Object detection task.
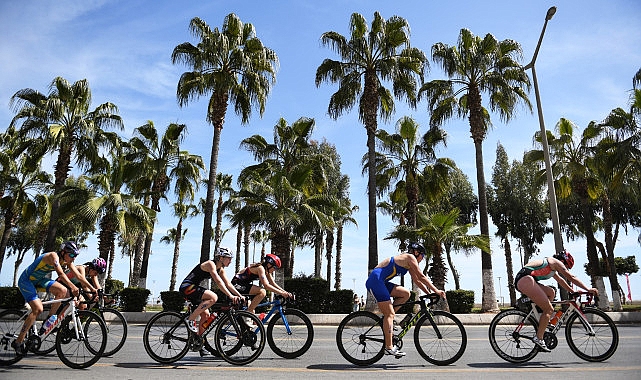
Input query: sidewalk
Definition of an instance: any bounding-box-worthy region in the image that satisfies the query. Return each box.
[122,311,641,325]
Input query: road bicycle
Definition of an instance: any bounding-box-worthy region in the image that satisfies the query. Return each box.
[0,289,107,369]
[143,298,265,365]
[336,293,467,366]
[488,291,619,363]
[212,294,313,359]
[33,290,127,357]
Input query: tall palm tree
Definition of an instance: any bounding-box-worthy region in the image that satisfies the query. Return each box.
[316,12,427,272]
[214,173,234,254]
[9,76,123,251]
[172,14,278,264]
[127,121,203,287]
[419,28,531,312]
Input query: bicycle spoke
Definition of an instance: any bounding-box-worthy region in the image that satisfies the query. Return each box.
[335,311,385,366]
[0,310,24,366]
[56,310,106,369]
[565,308,618,362]
[266,308,314,359]
[414,311,467,365]
[488,309,539,363]
[143,311,190,363]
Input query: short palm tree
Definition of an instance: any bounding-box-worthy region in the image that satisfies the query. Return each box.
[316,12,427,271]
[172,14,278,263]
[419,28,531,312]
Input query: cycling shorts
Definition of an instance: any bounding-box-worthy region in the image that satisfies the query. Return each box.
[365,270,397,302]
[179,283,206,304]
[18,272,55,302]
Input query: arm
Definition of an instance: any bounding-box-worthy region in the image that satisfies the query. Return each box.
[219,270,244,298]
[48,253,79,296]
[67,263,97,293]
[406,256,445,298]
[258,267,290,297]
[550,257,598,295]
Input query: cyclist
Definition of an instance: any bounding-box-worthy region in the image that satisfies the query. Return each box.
[232,253,293,314]
[365,242,446,358]
[54,257,106,310]
[179,247,245,335]
[12,241,83,354]
[514,249,598,352]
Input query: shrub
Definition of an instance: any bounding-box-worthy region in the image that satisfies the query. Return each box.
[0,287,25,309]
[160,290,185,312]
[446,289,475,314]
[105,278,125,295]
[324,289,353,313]
[119,287,150,312]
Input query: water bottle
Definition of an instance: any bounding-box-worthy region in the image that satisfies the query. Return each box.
[200,312,217,330]
[39,315,57,335]
[399,313,413,328]
[549,310,563,326]
[259,312,266,322]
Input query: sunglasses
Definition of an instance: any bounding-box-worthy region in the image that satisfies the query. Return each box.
[66,250,79,258]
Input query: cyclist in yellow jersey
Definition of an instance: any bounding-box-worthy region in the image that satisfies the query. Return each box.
[514,250,598,352]
[365,242,445,358]
[13,241,83,354]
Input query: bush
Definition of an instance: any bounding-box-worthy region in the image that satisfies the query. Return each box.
[119,287,150,312]
[324,289,353,313]
[446,289,475,314]
[105,278,125,295]
[160,290,185,312]
[0,287,25,309]
[285,277,329,313]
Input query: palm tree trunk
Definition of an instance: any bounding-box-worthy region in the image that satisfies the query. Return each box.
[201,125,222,264]
[314,232,322,278]
[235,227,242,272]
[334,225,343,290]
[503,237,516,306]
[326,229,334,289]
[170,218,184,291]
[602,195,622,311]
[444,243,461,290]
[244,223,250,268]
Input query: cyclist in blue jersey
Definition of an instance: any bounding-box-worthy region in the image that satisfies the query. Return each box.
[365,242,445,358]
[179,247,244,335]
[515,250,597,352]
[12,241,85,354]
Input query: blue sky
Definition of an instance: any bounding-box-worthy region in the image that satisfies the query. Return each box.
[1,0,640,303]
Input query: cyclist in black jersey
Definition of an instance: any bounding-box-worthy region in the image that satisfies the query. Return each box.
[179,247,244,335]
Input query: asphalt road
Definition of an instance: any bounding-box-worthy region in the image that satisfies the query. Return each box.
[2,323,640,380]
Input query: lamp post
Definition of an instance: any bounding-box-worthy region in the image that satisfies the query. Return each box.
[524,6,564,254]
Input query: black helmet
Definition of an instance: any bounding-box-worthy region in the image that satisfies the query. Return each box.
[60,241,80,258]
[408,241,426,257]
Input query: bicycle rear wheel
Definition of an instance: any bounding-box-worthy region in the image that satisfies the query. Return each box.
[99,308,128,356]
[214,311,265,365]
[0,309,25,366]
[335,311,384,366]
[143,311,190,363]
[267,308,314,359]
[488,309,539,363]
[56,310,107,369]
[565,308,618,361]
[414,310,467,365]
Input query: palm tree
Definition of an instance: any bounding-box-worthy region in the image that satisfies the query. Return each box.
[419,28,531,312]
[126,121,203,288]
[9,76,123,251]
[316,12,427,272]
[214,173,234,253]
[172,14,278,264]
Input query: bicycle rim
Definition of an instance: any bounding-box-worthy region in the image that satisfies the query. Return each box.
[99,308,128,356]
[488,309,539,363]
[266,308,314,359]
[214,311,265,365]
[142,311,190,363]
[414,311,467,365]
[565,308,619,362]
[0,310,25,366]
[56,310,106,369]
[335,311,384,366]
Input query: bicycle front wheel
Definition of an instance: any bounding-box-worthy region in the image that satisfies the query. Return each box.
[214,310,265,365]
[335,311,384,366]
[99,308,128,356]
[488,309,539,363]
[414,310,467,365]
[565,308,618,362]
[267,308,314,359]
[56,310,107,369]
[143,311,190,363]
[0,309,25,366]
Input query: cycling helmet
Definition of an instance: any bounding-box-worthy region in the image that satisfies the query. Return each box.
[60,241,80,258]
[90,257,107,274]
[408,241,426,258]
[554,250,575,269]
[215,246,233,259]
[263,254,282,269]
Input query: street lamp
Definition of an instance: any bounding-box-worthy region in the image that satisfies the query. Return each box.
[524,6,564,254]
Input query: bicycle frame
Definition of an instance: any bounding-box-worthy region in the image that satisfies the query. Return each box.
[522,292,597,337]
[394,294,443,339]
[254,297,292,333]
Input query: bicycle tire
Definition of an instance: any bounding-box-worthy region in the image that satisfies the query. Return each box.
[335,311,385,366]
[143,311,190,363]
[414,310,467,365]
[214,310,265,365]
[565,308,618,362]
[56,310,107,369]
[0,309,25,366]
[98,308,128,356]
[266,308,314,359]
[488,309,539,363]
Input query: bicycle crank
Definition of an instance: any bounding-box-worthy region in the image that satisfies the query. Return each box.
[543,331,558,349]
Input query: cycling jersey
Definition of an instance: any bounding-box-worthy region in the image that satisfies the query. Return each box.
[232,266,259,285]
[514,258,557,291]
[366,257,408,302]
[61,265,88,286]
[179,263,213,303]
[17,254,57,302]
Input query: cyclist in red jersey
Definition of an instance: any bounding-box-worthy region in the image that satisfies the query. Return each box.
[514,250,598,352]
[232,254,292,314]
